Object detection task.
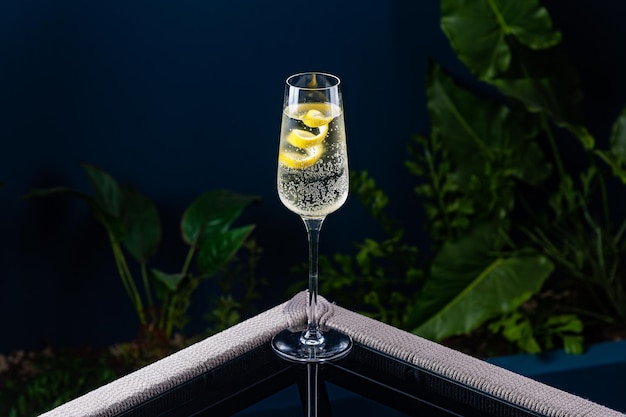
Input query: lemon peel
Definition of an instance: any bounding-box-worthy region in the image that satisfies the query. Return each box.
[287,124,329,148]
[302,109,333,128]
[279,144,324,169]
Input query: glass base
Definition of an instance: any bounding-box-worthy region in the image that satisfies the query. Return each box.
[271,328,353,363]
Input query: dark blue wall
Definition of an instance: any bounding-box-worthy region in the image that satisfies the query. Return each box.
[0,0,449,352]
[1,0,625,354]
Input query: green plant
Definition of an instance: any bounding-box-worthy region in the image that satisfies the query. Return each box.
[27,164,260,340]
[204,238,266,333]
[320,0,626,356]
[411,0,626,350]
[0,347,120,417]
[293,171,423,328]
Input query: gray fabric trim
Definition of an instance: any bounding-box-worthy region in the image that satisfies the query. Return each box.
[39,299,299,417]
[40,292,624,417]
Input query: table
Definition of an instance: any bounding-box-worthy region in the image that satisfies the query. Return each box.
[39,292,624,417]
[114,342,551,417]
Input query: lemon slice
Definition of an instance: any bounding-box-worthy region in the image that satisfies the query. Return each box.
[302,109,333,128]
[287,124,329,148]
[279,144,324,169]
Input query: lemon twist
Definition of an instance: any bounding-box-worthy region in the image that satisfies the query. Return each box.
[279,105,334,169]
[302,109,332,127]
[279,144,324,169]
[287,124,329,148]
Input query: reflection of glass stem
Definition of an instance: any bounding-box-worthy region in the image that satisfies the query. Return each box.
[301,217,325,346]
[307,364,319,417]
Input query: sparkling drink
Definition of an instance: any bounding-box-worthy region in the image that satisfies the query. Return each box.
[277,102,348,218]
[272,72,352,365]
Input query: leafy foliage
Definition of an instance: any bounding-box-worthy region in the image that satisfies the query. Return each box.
[26,164,261,340]
[441,0,562,80]
[321,0,626,356]
[0,348,119,417]
[419,0,626,349]
[304,171,422,328]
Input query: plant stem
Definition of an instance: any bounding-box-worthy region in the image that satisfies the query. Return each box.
[159,293,170,330]
[541,115,566,179]
[614,215,626,245]
[181,245,196,276]
[425,134,453,238]
[141,264,155,321]
[110,241,134,307]
[109,235,146,326]
[588,153,612,230]
[165,293,178,339]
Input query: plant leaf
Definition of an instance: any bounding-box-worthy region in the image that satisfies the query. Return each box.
[609,106,626,160]
[79,164,126,241]
[120,186,162,263]
[427,63,547,185]
[440,0,592,148]
[492,76,594,149]
[197,225,255,276]
[405,221,503,327]
[181,190,259,247]
[151,269,185,292]
[441,0,561,80]
[596,107,626,183]
[81,163,122,218]
[412,253,553,341]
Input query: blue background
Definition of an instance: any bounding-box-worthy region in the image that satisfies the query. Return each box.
[1,0,625,359]
[0,0,441,352]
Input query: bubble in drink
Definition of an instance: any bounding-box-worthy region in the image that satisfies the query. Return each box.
[277,102,349,217]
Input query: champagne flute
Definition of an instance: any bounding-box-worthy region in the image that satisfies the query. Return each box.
[272,72,352,363]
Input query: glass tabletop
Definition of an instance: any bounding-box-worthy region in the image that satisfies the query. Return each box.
[114,341,544,417]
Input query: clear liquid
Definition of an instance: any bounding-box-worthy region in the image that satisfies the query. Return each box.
[277,103,349,218]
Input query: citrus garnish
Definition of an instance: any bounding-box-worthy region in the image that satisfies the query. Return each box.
[287,124,329,148]
[279,144,324,169]
[307,73,318,88]
[302,109,333,128]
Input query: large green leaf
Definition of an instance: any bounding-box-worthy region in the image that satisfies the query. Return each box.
[181,190,259,247]
[492,76,594,149]
[197,225,255,276]
[406,221,503,327]
[121,186,162,263]
[440,0,592,149]
[441,0,561,80]
[412,253,553,342]
[427,63,547,185]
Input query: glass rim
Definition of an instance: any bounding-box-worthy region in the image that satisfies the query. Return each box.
[286,72,341,90]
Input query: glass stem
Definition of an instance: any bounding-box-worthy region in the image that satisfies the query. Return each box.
[301,217,325,346]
